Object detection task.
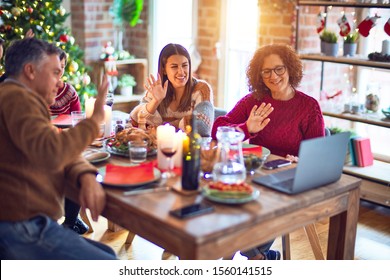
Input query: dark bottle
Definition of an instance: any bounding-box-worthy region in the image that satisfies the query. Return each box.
[181,115,201,190]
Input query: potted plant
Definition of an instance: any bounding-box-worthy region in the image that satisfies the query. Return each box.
[343,31,359,57]
[320,29,339,57]
[110,0,144,52]
[117,74,137,96]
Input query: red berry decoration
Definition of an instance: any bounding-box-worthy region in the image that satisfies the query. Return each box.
[27,7,33,14]
[59,34,68,43]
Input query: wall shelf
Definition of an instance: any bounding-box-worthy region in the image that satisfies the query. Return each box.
[298,1,390,9]
[323,110,390,128]
[299,54,390,70]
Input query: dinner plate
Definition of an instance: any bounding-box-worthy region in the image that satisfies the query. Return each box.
[242,143,271,158]
[202,186,260,204]
[104,139,157,157]
[99,167,161,188]
[82,150,110,163]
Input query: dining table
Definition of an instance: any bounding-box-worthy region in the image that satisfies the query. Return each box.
[66,145,361,260]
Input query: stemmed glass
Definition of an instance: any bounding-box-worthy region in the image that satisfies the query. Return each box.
[160,136,177,179]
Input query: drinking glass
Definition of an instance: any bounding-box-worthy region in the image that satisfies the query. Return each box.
[160,136,177,178]
[128,140,148,163]
[71,111,86,127]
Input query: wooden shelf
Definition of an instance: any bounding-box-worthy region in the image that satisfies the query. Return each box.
[344,160,390,185]
[298,1,390,9]
[300,54,390,70]
[322,110,390,128]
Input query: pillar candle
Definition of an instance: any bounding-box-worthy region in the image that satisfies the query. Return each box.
[85,97,96,118]
[103,105,112,137]
[381,40,390,55]
[173,130,184,168]
[156,124,175,170]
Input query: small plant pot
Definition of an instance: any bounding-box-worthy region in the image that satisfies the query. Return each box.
[323,42,339,57]
[343,43,357,57]
[120,86,133,96]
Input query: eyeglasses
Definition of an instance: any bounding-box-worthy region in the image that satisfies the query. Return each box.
[260,65,287,79]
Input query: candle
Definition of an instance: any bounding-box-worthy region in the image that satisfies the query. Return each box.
[381,40,390,55]
[173,130,184,168]
[103,105,112,137]
[85,97,96,118]
[156,124,175,170]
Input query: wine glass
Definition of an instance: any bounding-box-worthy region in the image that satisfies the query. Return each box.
[160,136,177,179]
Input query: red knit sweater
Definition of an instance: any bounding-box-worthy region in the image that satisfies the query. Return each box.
[49,83,81,115]
[212,91,325,157]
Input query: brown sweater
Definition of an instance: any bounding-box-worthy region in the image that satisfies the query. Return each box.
[0,80,99,221]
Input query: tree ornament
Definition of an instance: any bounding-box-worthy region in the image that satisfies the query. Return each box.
[59,34,69,43]
[338,15,351,37]
[11,7,21,17]
[358,15,381,37]
[316,12,325,34]
[385,18,390,37]
[69,61,79,72]
[27,7,34,14]
[59,6,66,16]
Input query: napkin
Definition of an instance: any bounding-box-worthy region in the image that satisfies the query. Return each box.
[242,145,263,157]
[104,162,155,185]
[51,114,72,126]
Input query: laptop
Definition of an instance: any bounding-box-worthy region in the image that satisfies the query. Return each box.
[252,132,351,194]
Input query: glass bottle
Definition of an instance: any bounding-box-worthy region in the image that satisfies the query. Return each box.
[114,120,124,134]
[181,115,201,191]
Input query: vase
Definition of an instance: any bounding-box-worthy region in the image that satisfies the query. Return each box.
[323,42,338,57]
[343,43,357,57]
[114,26,124,52]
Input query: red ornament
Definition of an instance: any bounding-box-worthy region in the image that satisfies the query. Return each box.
[27,7,33,14]
[338,15,351,37]
[317,12,325,34]
[385,18,390,37]
[59,34,69,43]
[358,15,381,37]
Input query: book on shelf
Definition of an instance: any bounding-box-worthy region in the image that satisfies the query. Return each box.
[350,137,374,167]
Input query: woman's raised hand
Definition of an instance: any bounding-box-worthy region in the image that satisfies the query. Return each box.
[246,103,274,134]
[144,73,168,103]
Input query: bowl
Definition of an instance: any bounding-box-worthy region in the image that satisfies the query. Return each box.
[244,153,268,174]
[382,108,390,119]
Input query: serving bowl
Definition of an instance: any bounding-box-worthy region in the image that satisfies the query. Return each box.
[244,153,268,174]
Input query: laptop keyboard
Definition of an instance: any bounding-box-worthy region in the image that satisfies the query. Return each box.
[273,178,294,190]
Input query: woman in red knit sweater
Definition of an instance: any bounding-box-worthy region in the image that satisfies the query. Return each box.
[212,44,325,259]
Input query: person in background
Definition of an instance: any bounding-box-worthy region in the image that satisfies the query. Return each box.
[49,50,82,115]
[130,43,214,136]
[0,38,116,259]
[212,44,325,259]
[49,50,88,235]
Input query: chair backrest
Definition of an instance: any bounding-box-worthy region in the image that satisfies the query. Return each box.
[214,107,227,121]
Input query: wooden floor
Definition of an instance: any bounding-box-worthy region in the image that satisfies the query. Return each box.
[81,200,390,260]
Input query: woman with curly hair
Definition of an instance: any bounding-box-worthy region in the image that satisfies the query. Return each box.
[212,44,324,260]
[212,44,324,162]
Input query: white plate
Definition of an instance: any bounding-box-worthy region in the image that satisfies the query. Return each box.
[99,167,161,188]
[202,186,260,204]
[83,151,110,163]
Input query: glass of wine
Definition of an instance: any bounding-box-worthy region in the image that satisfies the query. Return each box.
[160,136,177,179]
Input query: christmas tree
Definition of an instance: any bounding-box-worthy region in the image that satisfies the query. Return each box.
[0,0,96,106]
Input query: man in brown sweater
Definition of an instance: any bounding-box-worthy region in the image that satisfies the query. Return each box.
[0,38,116,259]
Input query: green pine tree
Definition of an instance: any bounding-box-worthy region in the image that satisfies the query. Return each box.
[0,0,96,106]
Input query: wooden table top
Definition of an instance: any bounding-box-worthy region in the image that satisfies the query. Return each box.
[68,151,361,259]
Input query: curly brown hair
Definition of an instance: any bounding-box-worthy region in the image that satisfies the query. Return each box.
[246,44,303,100]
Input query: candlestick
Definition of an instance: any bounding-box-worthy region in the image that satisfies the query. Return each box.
[104,105,112,137]
[156,124,175,170]
[85,97,95,118]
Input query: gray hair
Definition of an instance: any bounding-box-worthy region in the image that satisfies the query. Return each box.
[5,38,61,77]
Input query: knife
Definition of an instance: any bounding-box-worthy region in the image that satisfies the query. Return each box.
[123,186,171,196]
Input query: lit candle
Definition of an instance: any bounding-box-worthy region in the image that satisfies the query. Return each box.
[85,97,96,118]
[103,105,112,137]
[173,130,184,168]
[157,124,175,170]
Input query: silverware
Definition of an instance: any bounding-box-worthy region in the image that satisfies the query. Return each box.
[123,186,171,196]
